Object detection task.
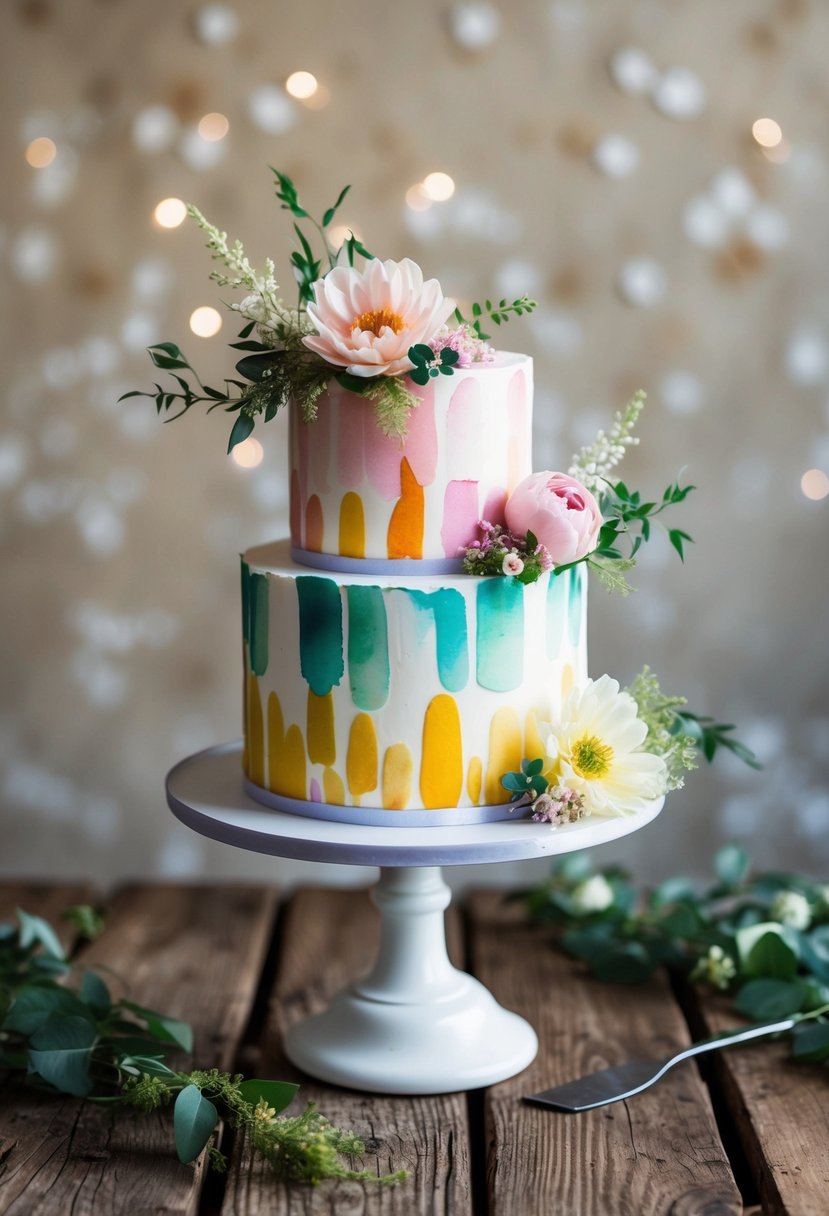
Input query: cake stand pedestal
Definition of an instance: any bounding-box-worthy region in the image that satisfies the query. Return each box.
[166,741,664,1095]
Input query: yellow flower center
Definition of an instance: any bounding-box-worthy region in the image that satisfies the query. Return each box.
[352,307,404,336]
[571,733,613,779]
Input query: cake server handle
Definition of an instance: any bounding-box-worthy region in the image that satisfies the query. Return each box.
[524,1016,797,1112]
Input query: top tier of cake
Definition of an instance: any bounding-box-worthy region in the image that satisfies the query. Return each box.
[289,353,532,568]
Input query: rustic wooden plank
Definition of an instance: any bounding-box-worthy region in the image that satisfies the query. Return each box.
[0,883,278,1216]
[220,885,471,1216]
[467,891,743,1216]
[685,988,829,1216]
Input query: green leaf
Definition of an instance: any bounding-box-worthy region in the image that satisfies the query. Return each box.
[119,1054,179,1078]
[734,978,807,1019]
[714,844,750,888]
[802,926,829,983]
[121,1001,193,1052]
[227,413,255,454]
[791,1019,829,1062]
[322,184,351,228]
[237,1078,299,1113]
[738,927,799,979]
[588,940,656,984]
[79,971,111,1017]
[28,1015,97,1097]
[17,909,65,960]
[174,1085,219,1163]
[409,367,430,386]
[4,986,93,1036]
[148,344,191,371]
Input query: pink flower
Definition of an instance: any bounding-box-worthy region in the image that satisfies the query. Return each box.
[505,471,601,565]
[302,258,454,378]
[501,552,525,576]
[429,323,495,367]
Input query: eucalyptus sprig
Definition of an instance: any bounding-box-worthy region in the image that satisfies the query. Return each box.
[514,846,829,1065]
[452,295,537,341]
[0,908,406,1186]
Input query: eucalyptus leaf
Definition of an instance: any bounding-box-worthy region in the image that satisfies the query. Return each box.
[734,978,807,1019]
[738,925,799,979]
[791,1020,829,1063]
[28,1015,97,1097]
[174,1084,219,1163]
[238,1078,299,1113]
[228,413,255,454]
[16,910,65,960]
[79,971,111,1017]
[121,1001,193,1052]
[4,986,94,1036]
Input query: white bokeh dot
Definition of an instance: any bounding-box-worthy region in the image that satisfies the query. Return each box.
[711,168,755,219]
[609,47,658,96]
[247,85,296,135]
[121,312,159,351]
[194,4,240,45]
[652,66,706,120]
[179,128,227,171]
[11,227,58,283]
[683,195,730,249]
[0,436,30,492]
[617,258,667,308]
[449,2,501,50]
[132,105,179,153]
[660,371,704,415]
[592,134,640,179]
[785,328,829,386]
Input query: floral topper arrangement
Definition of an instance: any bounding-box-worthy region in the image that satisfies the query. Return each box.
[121,170,537,451]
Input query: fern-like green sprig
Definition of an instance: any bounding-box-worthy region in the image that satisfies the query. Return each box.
[452,294,537,341]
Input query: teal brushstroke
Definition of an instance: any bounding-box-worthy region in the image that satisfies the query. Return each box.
[568,565,583,648]
[546,569,568,660]
[405,589,468,692]
[296,576,344,696]
[347,585,390,710]
[248,571,269,677]
[476,578,523,692]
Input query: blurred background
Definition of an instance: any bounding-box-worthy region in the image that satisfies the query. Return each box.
[2,0,827,892]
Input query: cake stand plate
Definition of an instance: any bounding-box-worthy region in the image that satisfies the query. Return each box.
[166,742,664,1094]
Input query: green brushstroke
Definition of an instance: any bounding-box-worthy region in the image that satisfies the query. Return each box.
[296,576,344,696]
[568,565,584,648]
[406,589,468,692]
[347,585,390,710]
[476,578,524,692]
[241,561,269,677]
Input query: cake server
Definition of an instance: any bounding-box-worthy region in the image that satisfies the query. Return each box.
[524,1016,797,1112]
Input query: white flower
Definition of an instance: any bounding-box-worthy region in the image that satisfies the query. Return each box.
[502,551,525,577]
[690,944,737,990]
[302,257,454,378]
[541,674,667,817]
[571,874,614,912]
[769,890,812,931]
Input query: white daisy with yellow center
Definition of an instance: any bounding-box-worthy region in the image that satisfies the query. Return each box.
[542,674,667,817]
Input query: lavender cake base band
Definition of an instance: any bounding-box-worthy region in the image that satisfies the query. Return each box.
[291,547,464,577]
[244,778,524,828]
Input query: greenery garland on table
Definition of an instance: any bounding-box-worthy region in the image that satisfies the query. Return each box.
[0,908,406,1186]
[515,845,829,1062]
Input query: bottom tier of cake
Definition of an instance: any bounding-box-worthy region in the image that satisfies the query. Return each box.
[242,539,587,816]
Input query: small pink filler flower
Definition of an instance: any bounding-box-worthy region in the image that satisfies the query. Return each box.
[501,552,525,577]
[302,257,454,378]
[505,471,601,565]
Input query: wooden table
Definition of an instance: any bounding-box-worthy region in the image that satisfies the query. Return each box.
[0,882,826,1215]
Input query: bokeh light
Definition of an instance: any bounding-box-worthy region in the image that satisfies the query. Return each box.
[405,184,433,212]
[286,71,318,99]
[197,112,230,141]
[232,438,264,469]
[801,469,829,501]
[189,306,222,337]
[422,172,456,201]
[25,137,57,168]
[752,117,783,148]
[153,198,187,229]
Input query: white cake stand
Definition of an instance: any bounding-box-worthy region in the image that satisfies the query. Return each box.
[166,740,664,1095]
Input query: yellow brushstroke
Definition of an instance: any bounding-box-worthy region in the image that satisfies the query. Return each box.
[266,691,284,792]
[467,756,482,806]
[525,709,546,763]
[338,491,365,559]
[307,690,336,766]
[484,706,522,804]
[246,673,264,787]
[323,767,346,806]
[346,712,378,797]
[382,743,414,810]
[560,663,575,702]
[281,724,307,800]
[420,694,463,809]
[386,457,424,559]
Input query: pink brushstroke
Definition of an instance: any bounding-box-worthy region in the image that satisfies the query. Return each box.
[441,480,480,556]
[308,396,331,494]
[335,384,366,489]
[401,382,437,486]
[445,376,483,480]
[309,777,323,803]
[482,486,508,527]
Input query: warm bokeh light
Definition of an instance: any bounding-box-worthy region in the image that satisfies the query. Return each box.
[422,171,456,201]
[286,71,318,99]
[752,117,783,148]
[801,468,829,501]
[231,437,264,468]
[25,137,57,168]
[761,139,791,165]
[197,112,230,141]
[189,306,222,337]
[153,197,188,228]
[405,183,433,212]
[328,224,361,248]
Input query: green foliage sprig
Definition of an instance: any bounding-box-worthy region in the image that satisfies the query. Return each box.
[515,846,829,1064]
[0,908,405,1186]
[452,294,537,341]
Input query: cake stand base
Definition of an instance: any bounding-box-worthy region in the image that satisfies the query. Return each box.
[284,866,537,1093]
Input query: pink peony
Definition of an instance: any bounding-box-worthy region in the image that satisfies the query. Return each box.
[504,471,601,565]
[302,257,454,378]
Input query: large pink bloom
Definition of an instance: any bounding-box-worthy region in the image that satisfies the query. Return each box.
[302,258,454,378]
[505,471,602,565]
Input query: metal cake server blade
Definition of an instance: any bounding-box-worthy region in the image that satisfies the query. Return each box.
[525,1016,797,1112]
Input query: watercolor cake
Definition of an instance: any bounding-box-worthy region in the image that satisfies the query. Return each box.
[240,354,588,824]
